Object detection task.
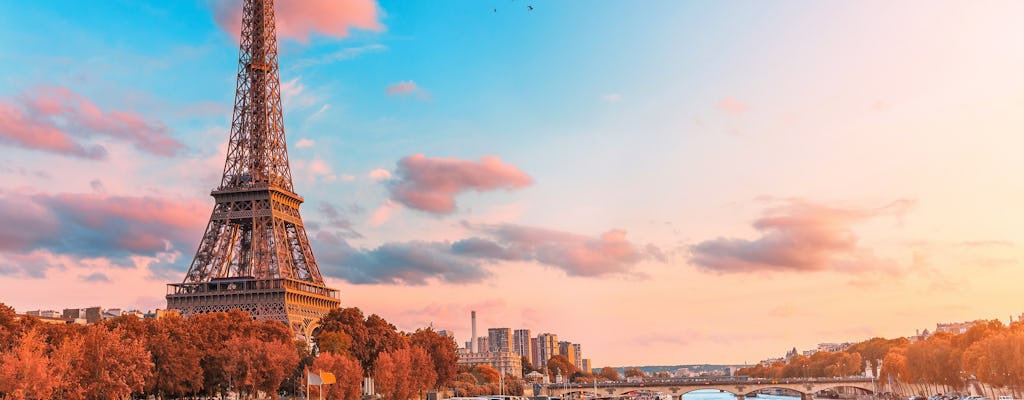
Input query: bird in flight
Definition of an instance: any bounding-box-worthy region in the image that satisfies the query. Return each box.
[528,5,534,10]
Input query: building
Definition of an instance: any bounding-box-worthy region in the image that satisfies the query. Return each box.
[816,343,852,353]
[537,333,559,367]
[26,310,62,319]
[164,0,340,340]
[62,307,102,324]
[457,351,523,378]
[513,329,532,362]
[530,337,541,367]
[489,328,512,353]
[582,358,592,374]
[936,320,984,334]
[524,370,548,384]
[558,341,580,369]
[477,337,489,354]
[572,343,582,369]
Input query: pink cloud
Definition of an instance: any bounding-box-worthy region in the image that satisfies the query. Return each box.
[0,86,184,158]
[385,80,429,100]
[210,0,384,43]
[0,101,106,159]
[690,198,914,274]
[717,97,749,115]
[368,199,400,227]
[368,168,392,181]
[388,154,532,214]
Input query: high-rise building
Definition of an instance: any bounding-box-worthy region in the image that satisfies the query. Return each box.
[477,337,489,354]
[582,358,592,374]
[572,343,582,369]
[530,337,541,368]
[559,341,577,369]
[471,311,477,353]
[513,329,532,362]
[537,333,559,367]
[164,0,340,340]
[488,328,512,353]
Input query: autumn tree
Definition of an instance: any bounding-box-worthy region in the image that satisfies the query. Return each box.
[60,324,153,400]
[522,356,536,376]
[409,327,458,389]
[547,355,579,381]
[0,329,62,399]
[192,310,247,397]
[374,346,438,400]
[906,333,961,387]
[597,366,621,381]
[0,304,30,352]
[474,365,501,384]
[624,367,645,378]
[880,346,908,383]
[317,307,406,375]
[317,329,354,356]
[146,314,203,398]
[312,352,365,400]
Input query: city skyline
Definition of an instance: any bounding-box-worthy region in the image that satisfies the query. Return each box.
[2,1,1024,366]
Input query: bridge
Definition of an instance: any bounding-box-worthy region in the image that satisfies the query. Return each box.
[544,377,879,400]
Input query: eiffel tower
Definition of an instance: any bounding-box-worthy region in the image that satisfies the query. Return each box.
[166,0,339,339]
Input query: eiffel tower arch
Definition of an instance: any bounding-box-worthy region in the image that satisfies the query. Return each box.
[166,0,339,339]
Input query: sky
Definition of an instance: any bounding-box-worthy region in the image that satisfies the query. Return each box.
[1,0,1024,366]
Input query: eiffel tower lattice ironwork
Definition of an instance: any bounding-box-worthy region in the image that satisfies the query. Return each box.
[166,0,339,339]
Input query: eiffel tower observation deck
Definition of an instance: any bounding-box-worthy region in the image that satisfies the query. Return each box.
[166,0,339,339]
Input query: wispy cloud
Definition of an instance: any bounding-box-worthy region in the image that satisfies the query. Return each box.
[0,86,185,159]
[293,44,388,69]
[717,97,749,115]
[385,81,430,101]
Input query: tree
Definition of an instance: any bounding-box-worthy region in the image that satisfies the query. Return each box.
[60,325,153,400]
[597,367,621,381]
[880,346,908,384]
[317,330,353,356]
[521,356,536,377]
[316,308,406,375]
[0,329,62,399]
[409,327,458,389]
[147,314,203,397]
[192,310,248,397]
[0,303,19,351]
[374,346,438,400]
[547,355,579,381]
[312,352,365,400]
[474,365,500,384]
[624,367,645,378]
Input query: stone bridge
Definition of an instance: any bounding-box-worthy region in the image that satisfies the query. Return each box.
[545,377,879,400]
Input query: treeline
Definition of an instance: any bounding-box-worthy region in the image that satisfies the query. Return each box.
[0,304,493,400]
[0,305,298,399]
[736,320,1024,395]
